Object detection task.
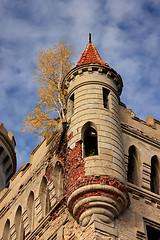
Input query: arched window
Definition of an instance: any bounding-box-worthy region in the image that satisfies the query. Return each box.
[27,191,35,232]
[82,122,98,157]
[54,161,65,198]
[127,145,139,185]
[39,177,50,217]
[15,206,24,240]
[150,155,159,194]
[3,219,10,240]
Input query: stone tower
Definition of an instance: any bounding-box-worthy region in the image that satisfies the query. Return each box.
[63,36,130,230]
[0,123,16,190]
[1,37,160,240]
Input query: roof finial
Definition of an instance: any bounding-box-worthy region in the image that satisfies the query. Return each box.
[89,33,91,43]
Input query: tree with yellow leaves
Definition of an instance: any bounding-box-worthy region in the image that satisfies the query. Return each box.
[22,41,74,137]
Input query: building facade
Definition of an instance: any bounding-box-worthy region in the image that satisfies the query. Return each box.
[0,38,160,240]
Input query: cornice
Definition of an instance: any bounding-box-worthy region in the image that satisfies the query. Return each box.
[30,138,46,156]
[30,130,59,156]
[121,122,160,149]
[64,64,123,96]
[127,182,160,204]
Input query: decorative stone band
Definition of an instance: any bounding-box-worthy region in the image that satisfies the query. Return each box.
[67,182,130,227]
[66,174,130,204]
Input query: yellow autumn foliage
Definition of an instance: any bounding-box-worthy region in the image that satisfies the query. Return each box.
[22,41,74,138]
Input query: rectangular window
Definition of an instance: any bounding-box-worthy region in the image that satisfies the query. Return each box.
[103,88,110,109]
[146,225,160,240]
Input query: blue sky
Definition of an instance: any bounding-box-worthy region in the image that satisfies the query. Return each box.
[0,0,160,170]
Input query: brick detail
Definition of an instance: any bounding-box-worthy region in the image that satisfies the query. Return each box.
[65,141,130,208]
[65,141,85,199]
[45,164,54,181]
[68,132,73,142]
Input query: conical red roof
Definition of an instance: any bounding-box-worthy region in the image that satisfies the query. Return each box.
[77,41,109,67]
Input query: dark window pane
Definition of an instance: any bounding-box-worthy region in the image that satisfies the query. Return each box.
[146,225,160,240]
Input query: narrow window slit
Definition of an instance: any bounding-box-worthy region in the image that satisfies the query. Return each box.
[70,93,74,115]
[103,88,110,109]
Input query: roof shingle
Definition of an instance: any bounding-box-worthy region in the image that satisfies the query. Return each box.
[77,42,109,67]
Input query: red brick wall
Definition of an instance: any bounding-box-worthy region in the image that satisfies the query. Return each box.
[45,164,54,181]
[65,141,130,217]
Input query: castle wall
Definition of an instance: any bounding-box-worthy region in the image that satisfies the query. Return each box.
[0,40,160,239]
[0,104,160,239]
